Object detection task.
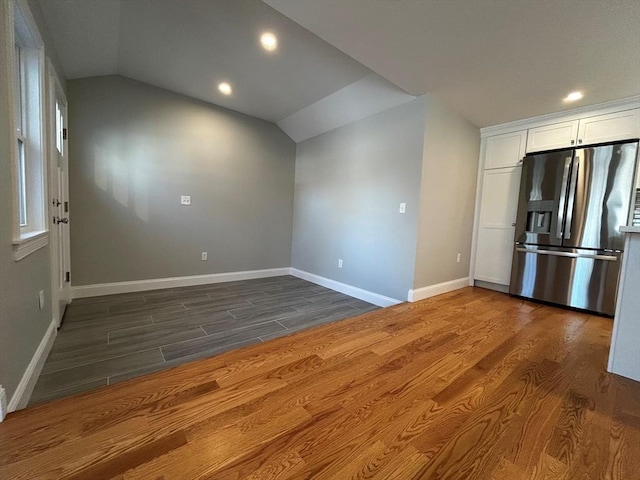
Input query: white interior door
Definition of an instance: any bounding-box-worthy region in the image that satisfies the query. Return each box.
[48,61,70,327]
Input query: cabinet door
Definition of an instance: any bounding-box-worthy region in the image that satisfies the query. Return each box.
[484,130,527,169]
[526,120,579,153]
[474,167,522,285]
[577,109,640,146]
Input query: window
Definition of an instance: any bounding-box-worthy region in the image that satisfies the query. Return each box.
[55,100,63,155]
[10,0,48,260]
[16,46,27,227]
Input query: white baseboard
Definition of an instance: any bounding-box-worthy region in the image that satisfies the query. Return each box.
[290,268,402,308]
[71,267,292,299]
[8,318,57,412]
[408,277,469,302]
[0,386,7,422]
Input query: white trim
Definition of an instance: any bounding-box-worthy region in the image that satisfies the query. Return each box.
[46,57,71,327]
[71,268,292,299]
[290,268,402,307]
[9,0,48,251]
[8,318,57,412]
[407,277,469,302]
[12,230,48,260]
[0,386,7,422]
[480,96,640,138]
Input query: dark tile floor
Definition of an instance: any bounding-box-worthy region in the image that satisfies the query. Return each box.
[29,275,379,406]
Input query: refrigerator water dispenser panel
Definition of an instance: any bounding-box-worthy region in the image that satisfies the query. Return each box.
[526,200,554,234]
[527,211,551,234]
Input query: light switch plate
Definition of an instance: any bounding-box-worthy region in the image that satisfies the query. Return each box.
[38,290,45,310]
[181,196,191,205]
[399,203,406,214]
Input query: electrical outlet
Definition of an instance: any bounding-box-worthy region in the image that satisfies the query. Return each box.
[201,252,208,261]
[181,195,191,205]
[399,203,406,214]
[38,290,45,310]
[456,253,461,263]
[338,259,343,268]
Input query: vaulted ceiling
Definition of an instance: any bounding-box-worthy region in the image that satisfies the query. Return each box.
[266,0,640,127]
[39,0,640,136]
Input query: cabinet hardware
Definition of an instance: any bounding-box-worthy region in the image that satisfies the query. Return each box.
[515,248,617,261]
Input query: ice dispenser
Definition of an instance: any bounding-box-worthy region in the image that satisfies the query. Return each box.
[526,200,553,234]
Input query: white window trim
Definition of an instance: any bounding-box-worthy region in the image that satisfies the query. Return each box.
[13,231,49,261]
[7,0,49,261]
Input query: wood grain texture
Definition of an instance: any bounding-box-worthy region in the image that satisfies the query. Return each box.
[2,287,639,479]
[30,276,376,405]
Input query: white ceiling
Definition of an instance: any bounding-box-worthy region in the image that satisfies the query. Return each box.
[38,0,640,133]
[277,73,415,142]
[37,0,121,78]
[38,0,410,124]
[266,0,640,127]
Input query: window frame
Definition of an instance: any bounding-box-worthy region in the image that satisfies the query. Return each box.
[7,0,49,260]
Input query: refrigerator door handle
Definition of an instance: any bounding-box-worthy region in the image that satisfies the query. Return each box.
[556,156,572,239]
[515,247,618,261]
[564,156,580,239]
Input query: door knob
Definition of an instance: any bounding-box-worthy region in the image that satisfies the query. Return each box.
[55,217,68,224]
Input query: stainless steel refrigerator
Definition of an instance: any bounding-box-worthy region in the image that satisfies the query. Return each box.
[509,140,639,315]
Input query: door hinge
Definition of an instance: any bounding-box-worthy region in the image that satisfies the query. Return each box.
[64,201,69,213]
[65,271,70,283]
[63,128,67,140]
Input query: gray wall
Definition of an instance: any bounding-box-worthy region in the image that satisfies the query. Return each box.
[413,96,480,289]
[68,76,296,286]
[292,98,426,300]
[0,1,53,402]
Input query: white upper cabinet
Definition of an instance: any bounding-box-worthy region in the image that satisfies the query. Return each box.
[577,109,640,146]
[484,130,527,169]
[526,120,579,153]
[526,109,640,153]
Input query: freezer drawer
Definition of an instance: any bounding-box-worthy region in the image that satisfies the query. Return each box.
[509,247,622,315]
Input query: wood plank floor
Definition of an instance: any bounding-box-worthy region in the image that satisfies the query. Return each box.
[30,275,378,405]
[2,287,639,479]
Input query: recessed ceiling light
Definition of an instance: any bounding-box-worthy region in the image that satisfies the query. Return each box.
[563,91,583,102]
[218,82,232,95]
[260,32,278,51]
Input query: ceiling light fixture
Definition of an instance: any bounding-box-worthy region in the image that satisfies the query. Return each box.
[218,82,232,95]
[260,32,278,51]
[563,91,583,103]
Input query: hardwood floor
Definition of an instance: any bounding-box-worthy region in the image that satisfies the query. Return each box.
[30,276,378,405]
[1,287,639,479]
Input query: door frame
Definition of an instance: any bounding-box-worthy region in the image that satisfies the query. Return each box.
[46,58,70,327]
